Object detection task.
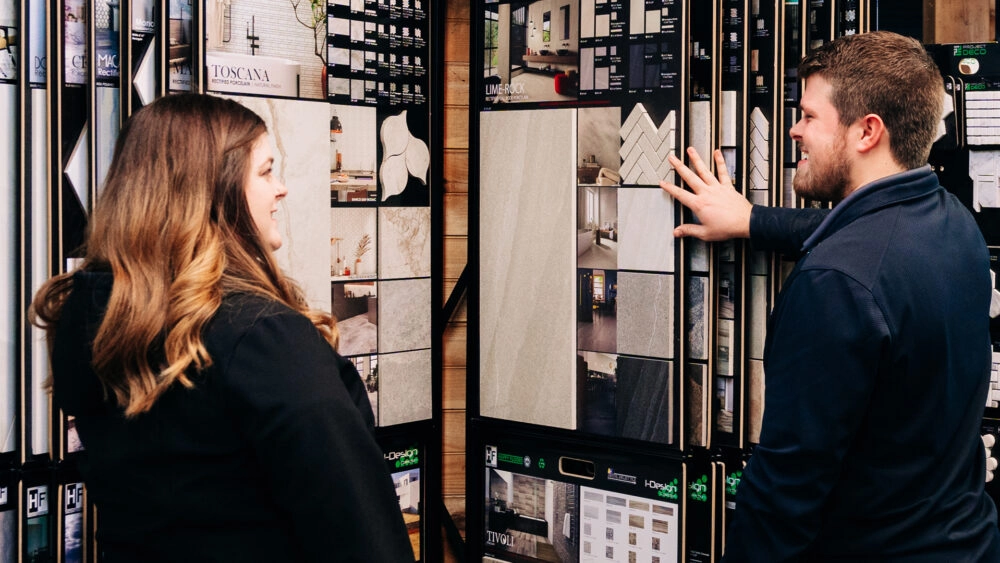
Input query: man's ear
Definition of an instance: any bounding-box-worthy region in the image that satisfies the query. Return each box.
[855,113,886,154]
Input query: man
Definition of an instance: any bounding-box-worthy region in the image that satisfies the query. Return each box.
[661,31,1000,561]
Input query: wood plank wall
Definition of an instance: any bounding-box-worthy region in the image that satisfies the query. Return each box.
[442,0,470,533]
[438,0,994,545]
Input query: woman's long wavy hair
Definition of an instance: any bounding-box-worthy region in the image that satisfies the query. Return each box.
[30,93,338,417]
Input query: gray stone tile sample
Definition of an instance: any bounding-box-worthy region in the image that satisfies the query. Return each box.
[379,277,432,353]
[617,272,674,359]
[686,275,710,361]
[379,349,432,426]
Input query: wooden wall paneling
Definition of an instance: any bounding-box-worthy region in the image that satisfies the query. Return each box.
[924,0,993,43]
[441,0,470,549]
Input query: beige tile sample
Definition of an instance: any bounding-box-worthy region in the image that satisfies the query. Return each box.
[480,109,578,429]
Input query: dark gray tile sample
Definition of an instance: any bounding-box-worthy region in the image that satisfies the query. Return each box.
[615,356,674,444]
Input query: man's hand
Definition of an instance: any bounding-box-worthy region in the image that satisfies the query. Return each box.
[660,147,753,241]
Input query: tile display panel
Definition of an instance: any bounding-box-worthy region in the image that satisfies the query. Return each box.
[0,473,13,563]
[381,436,426,561]
[0,0,16,459]
[25,0,48,460]
[205,0,327,100]
[167,0,193,92]
[11,1,441,558]
[745,0,780,444]
[127,0,158,113]
[327,0,429,108]
[93,0,120,191]
[478,1,685,444]
[323,1,435,427]
[478,435,683,563]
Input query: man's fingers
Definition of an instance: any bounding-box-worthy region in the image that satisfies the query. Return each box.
[685,147,717,185]
[659,180,698,209]
[713,150,733,187]
[673,223,707,239]
[667,154,704,193]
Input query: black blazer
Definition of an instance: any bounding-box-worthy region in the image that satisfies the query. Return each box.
[52,271,415,562]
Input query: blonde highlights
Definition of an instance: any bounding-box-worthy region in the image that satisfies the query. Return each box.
[31,94,338,417]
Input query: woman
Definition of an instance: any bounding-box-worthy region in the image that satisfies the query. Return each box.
[30,94,415,562]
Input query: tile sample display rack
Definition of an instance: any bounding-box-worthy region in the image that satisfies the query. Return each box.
[469,1,871,561]
[4,1,444,560]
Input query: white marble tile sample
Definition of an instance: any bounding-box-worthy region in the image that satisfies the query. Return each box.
[379,349,433,426]
[379,278,432,353]
[595,67,610,90]
[480,110,578,429]
[722,91,738,147]
[617,272,674,360]
[0,85,14,453]
[29,88,49,455]
[596,14,610,36]
[233,96,331,311]
[617,187,675,272]
[379,207,431,279]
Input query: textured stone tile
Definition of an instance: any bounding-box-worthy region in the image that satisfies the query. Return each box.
[379,277,431,353]
[617,272,674,359]
[379,349,432,426]
[686,275,709,361]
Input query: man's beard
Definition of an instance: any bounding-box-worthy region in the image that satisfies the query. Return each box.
[792,136,852,203]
